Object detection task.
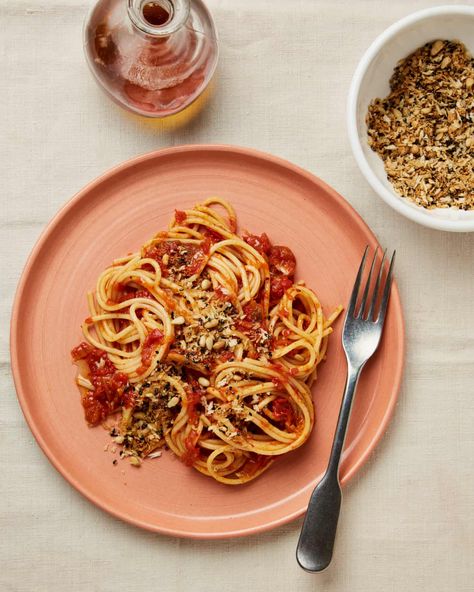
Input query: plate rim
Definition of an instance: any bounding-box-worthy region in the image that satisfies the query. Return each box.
[10,144,405,539]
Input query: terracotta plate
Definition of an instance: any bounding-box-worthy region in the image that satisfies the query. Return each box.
[11,145,404,538]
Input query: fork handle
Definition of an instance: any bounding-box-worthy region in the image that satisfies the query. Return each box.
[326,363,362,476]
[296,471,342,572]
[296,364,361,572]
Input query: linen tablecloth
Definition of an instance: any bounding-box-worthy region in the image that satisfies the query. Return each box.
[1,0,473,590]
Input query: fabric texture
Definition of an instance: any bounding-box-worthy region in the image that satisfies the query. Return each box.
[1,1,473,590]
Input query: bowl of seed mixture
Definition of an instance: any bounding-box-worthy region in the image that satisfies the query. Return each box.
[348,5,474,232]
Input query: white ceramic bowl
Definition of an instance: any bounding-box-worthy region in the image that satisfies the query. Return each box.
[347,5,474,232]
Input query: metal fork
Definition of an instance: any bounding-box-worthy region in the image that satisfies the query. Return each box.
[296,246,395,573]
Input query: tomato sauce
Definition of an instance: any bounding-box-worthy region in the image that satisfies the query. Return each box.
[271,396,296,428]
[274,329,292,348]
[71,343,129,426]
[239,300,263,326]
[218,350,235,363]
[268,245,296,303]
[268,362,289,388]
[73,220,302,474]
[271,375,284,388]
[186,389,202,426]
[182,430,200,466]
[235,300,266,349]
[203,227,224,244]
[139,329,163,373]
[239,454,271,479]
[213,286,232,301]
[145,239,210,278]
[117,287,153,304]
[244,234,296,303]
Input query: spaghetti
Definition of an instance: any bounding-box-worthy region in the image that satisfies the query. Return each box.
[71,198,342,484]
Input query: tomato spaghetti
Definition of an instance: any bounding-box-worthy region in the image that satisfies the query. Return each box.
[71,198,342,484]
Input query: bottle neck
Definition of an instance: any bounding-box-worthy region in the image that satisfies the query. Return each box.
[127,0,190,37]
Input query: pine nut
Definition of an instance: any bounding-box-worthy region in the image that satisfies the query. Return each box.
[431,40,444,56]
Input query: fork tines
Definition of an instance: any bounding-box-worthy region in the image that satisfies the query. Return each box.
[349,246,395,323]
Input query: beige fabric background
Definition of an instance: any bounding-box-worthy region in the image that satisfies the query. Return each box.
[1,1,473,590]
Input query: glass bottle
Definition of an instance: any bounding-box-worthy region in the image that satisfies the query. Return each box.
[84,0,218,118]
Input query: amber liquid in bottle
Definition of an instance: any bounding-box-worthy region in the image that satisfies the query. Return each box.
[84,0,218,118]
[142,2,170,26]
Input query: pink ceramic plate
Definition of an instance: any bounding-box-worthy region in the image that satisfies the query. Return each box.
[11,145,404,538]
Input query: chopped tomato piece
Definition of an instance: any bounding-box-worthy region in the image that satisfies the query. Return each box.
[71,342,94,361]
[187,238,211,276]
[218,350,235,363]
[244,233,272,255]
[145,239,210,278]
[269,245,296,276]
[122,387,136,409]
[73,346,129,425]
[242,300,262,322]
[140,329,164,371]
[175,209,187,224]
[270,274,293,301]
[82,395,106,426]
